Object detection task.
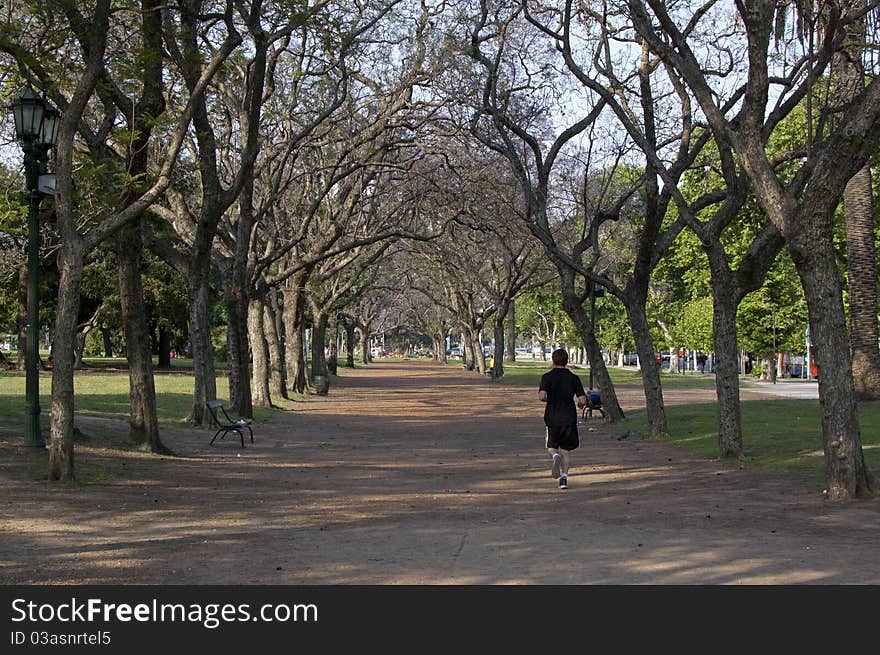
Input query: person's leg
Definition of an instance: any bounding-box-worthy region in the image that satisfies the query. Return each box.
[558,424,578,488]
[558,448,571,488]
[547,446,562,478]
[559,448,571,476]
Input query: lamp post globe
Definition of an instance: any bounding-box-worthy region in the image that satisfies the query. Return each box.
[9,88,56,448]
[11,88,45,141]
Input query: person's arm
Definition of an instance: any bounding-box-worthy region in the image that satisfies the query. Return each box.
[574,376,587,408]
[539,390,548,402]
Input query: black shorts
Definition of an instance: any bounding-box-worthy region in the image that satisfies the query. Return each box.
[545,424,579,451]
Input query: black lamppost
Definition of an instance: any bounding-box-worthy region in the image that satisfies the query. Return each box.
[9,88,60,448]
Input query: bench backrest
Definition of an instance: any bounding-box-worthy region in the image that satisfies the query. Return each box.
[207,400,224,409]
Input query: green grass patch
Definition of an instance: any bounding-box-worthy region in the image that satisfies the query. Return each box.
[0,370,284,425]
[81,357,216,371]
[623,399,880,491]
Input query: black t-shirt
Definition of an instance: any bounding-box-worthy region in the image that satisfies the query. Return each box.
[539,367,586,426]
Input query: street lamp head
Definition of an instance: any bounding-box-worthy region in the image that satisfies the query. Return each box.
[39,105,60,148]
[10,88,46,141]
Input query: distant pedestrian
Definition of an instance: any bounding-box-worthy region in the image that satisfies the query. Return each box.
[697,353,707,373]
[538,349,587,489]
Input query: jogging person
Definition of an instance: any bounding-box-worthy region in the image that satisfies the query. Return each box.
[538,348,588,489]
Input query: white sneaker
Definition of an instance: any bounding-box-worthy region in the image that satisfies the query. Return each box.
[551,453,562,479]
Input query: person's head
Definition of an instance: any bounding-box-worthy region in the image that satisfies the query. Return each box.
[551,348,568,367]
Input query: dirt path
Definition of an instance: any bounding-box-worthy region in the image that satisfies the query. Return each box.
[1,361,878,584]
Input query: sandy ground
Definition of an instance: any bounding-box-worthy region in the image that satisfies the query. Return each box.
[1,360,878,585]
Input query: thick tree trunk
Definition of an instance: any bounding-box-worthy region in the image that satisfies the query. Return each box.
[433,330,448,364]
[624,299,667,437]
[73,326,89,369]
[264,295,287,399]
[708,274,744,459]
[291,324,309,393]
[249,297,271,408]
[310,311,329,381]
[186,277,216,426]
[844,165,880,399]
[117,221,169,453]
[282,276,309,394]
[48,239,85,481]
[505,304,517,363]
[359,326,371,364]
[101,328,113,358]
[224,275,252,418]
[471,331,486,374]
[791,229,874,499]
[491,304,509,380]
[157,327,171,368]
[327,314,339,375]
[345,321,356,368]
[461,326,476,370]
[833,6,880,400]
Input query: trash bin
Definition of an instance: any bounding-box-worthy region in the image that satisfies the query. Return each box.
[313,375,329,395]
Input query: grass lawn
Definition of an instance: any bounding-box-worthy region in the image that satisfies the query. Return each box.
[0,368,287,426]
[0,363,303,485]
[623,400,880,491]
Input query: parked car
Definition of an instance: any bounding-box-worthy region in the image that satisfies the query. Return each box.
[624,352,639,366]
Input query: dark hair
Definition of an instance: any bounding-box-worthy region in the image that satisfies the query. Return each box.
[551,349,568,366]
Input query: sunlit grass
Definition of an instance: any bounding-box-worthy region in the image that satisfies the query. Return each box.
[0,369,287,425]
[623,399,880,491]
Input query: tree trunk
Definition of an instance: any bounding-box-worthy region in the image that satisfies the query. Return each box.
[310,311,329,381]
[327,314,339,375]
[157,327,171,368]
[345,321,356,368]
[282,275,309,394]
[844,165,880,399]
[505,304,517,363]
[73,325,89,369]
[48,238,85,481]
[224,271,252,418]
[186,277,216,426]
[462,326,476,370]
[624,299,668,437]
[101,328,113,358]
[249,297,271,408]
[834,4,880,400]
[359,326,371,364]
[471,331,486,374]
[491,304,509,380]
[117,221,169,453]
[264,294,287,399]
[708,274,744,458]
[434,330,448,364]
[791,228,874,499]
